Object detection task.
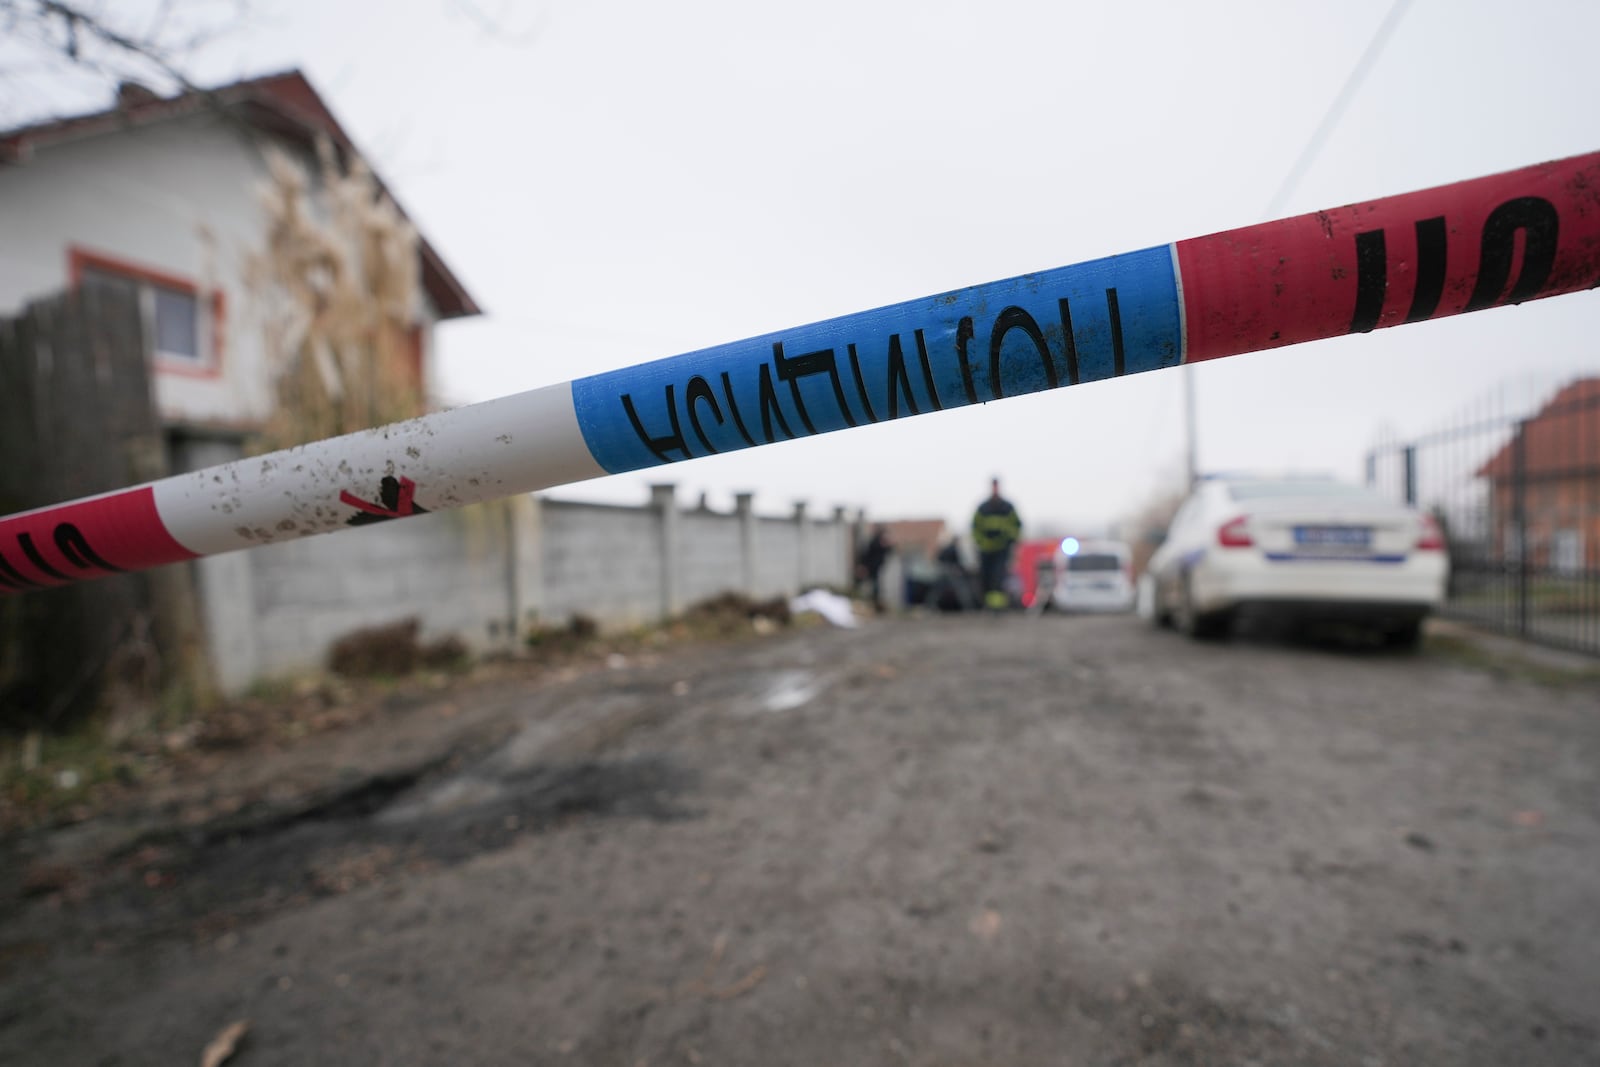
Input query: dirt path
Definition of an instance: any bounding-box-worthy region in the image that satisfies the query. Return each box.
[3,615,1598,1065]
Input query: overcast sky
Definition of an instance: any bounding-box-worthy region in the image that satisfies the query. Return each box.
[13,0,1600,536]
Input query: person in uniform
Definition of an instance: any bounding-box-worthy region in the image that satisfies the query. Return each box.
[971,478,1021,611]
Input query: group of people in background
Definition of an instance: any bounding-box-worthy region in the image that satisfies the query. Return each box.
[855,477,1022,614]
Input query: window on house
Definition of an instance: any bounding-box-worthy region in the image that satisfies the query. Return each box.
[1552,529,1583,574]
[152,286,200,360]
[79,264,212,369]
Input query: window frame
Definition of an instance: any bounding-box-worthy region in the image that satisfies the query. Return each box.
[68,246,225,379]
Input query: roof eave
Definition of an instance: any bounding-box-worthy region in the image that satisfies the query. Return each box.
[1,71,484,320]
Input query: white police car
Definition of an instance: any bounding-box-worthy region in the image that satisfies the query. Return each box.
[1051,538,1136,613]
[1143,474,1448,645]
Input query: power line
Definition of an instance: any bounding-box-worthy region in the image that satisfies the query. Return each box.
[1262,0,1416,220]
[1187,0,1416,485]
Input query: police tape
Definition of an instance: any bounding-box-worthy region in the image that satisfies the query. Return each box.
[3,151,1598,595]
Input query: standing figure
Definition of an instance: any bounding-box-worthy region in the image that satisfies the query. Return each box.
[856,523,893,613]
[971,478,1021,611]
[933,536,976,612]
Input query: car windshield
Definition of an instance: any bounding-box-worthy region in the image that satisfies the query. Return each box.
[1067,553,1122,572]
[1226,480,1382,502]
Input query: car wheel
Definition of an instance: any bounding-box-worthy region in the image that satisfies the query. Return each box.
[1153,588,1174,629]
[1177,574,1231,641]
[1382,619,1423,650]
[1139,573,1171,628]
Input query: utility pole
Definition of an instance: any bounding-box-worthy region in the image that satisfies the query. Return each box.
[1183,364,1198,487]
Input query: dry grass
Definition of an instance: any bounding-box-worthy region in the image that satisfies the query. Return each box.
[245,138,426,451]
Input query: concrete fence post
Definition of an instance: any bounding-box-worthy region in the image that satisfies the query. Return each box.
[880,552,906,614]
[195,552,259,696]
[853,508,868,596]
[832,506,849,588]
[651,483,682,620]
[507,493,544,640]
[793,501,809,591]
[735,491,756,597]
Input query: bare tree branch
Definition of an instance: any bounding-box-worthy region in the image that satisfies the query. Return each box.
[37,0,198,92]
[0,0,249,125]
[445,0,546,47]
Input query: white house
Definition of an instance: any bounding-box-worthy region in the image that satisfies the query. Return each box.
[0,87,860,697]
[0,71,485,696]
[0,70,481,469]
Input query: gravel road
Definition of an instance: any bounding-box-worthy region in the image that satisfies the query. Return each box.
[3,614,1599,1065]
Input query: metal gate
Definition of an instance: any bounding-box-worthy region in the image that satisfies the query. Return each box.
[1367,376,1600,656]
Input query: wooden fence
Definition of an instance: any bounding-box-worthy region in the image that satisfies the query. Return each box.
[0,287,209,731]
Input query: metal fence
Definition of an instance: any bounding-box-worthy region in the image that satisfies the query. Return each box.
[1366,375,1600,657]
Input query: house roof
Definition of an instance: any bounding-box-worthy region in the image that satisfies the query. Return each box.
[0,70,482,320]
[1478,377,1600,481]
[881,519,947,559]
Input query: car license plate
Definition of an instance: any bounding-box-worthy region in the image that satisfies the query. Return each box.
[1293,525,1371,549]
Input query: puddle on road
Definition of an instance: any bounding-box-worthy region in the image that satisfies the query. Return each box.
[755,670,825,713]
[377,774,507,825]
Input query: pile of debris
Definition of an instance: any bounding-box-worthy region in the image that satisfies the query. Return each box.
[679,593,793,639]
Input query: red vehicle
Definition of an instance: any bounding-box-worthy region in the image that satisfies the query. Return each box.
[1013,538,1064,609]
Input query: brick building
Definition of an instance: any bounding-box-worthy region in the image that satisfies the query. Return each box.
[1477,377,1600,571]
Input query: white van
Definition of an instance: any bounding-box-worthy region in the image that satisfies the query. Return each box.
[1051,539,1135,613]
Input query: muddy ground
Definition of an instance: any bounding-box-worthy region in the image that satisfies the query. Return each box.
[2,614,1599,1065]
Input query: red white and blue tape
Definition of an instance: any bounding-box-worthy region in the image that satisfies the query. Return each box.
[4,151,1598,594]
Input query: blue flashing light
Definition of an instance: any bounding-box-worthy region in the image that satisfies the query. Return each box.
[1060,536,1081,556]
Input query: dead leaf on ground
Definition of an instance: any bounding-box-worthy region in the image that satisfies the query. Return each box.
[969,908,1003,941]
[200,1019,249,1067]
